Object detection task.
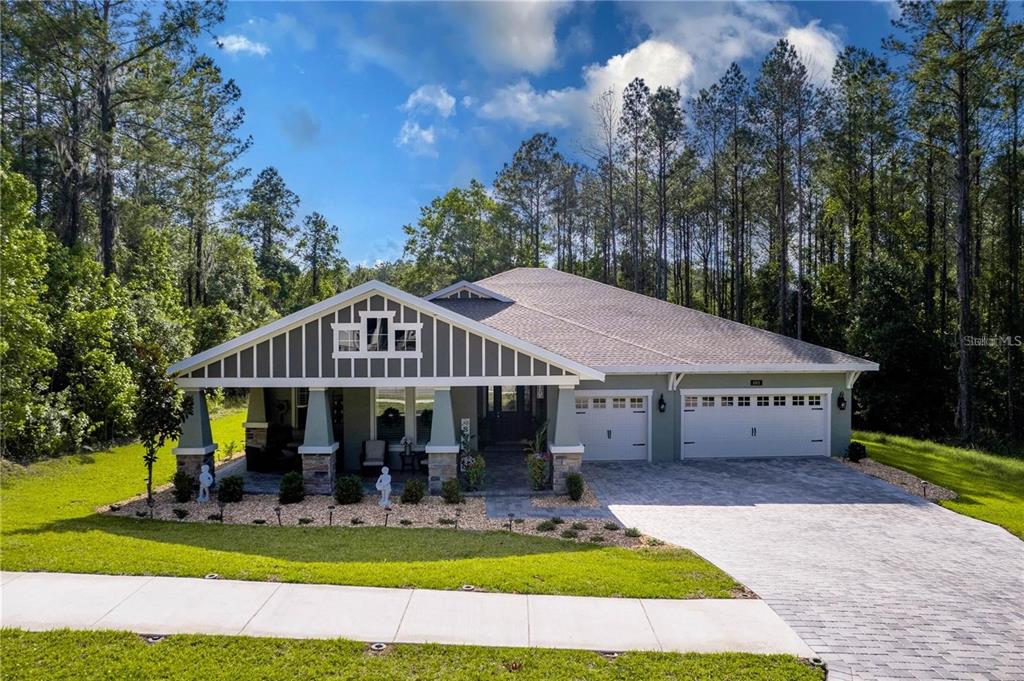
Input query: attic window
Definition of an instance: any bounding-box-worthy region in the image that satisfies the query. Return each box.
[332,310,422,359]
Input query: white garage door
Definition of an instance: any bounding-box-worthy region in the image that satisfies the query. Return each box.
[681,390,829,458]
[575,394,649,461]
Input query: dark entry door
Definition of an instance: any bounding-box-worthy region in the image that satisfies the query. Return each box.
[489,386,535,442]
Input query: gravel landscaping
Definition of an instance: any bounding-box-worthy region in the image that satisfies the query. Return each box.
[530,484,601,508]
[105,489,644,548]
[842,457,957,502]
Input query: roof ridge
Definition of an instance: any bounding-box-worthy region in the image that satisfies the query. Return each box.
[479,267,871,365]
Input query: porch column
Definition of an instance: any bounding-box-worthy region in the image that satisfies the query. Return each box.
[173,389,218,485]
[426,387,459,494]
[299,388,339,494]
[244,387,269,449]
[549,386,584,494]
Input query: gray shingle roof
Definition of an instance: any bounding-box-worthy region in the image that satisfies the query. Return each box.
[434,268,873,371]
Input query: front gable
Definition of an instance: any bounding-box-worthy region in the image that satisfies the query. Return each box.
[170,281,601,388]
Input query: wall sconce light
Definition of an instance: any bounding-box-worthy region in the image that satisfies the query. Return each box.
[658,394,667,413]
[837,391,847,411]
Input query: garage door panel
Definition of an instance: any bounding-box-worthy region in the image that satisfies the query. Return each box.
[576,395,648,461]
[681,392,828,459]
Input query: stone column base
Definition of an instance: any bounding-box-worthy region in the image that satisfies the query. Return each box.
[244,422,268,448]
[427,449,458,494]
[173,445,217,487]
[551,449,583,494]
[300,443,338,495]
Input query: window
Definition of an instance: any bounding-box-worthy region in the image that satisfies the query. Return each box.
[721,396,734,407]
[501,386,517,412]
[630,397,644,409]
[792,395,805,406]
[592,397,606,408]
[414,387,434,443]
[296,388,309,430]
[332,309,421,358]
[756,396,769,407]
[395,328,417,352]
[575,397,589,410]
[612,397,626,409]
[737,396,751,407]
[684,396,697,408]
[366,316,389,352]
[808,395,822,407]
[702,396,715,407]
[337,328,360,352]
[773,395,786,407]
[375,387,405,444]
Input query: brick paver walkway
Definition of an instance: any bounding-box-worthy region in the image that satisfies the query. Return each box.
[585,458,1024,681]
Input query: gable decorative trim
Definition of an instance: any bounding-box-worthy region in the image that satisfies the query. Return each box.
[424,280,513,303]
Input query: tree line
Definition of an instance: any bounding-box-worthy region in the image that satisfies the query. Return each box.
[1,0,1021,462]
[393,1,1023,450]
[2,0,345,460]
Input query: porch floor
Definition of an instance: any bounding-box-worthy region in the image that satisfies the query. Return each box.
[475,443,534,496]
[222,458,427,496]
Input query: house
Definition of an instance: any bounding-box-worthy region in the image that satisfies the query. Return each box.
[168,268,878,493]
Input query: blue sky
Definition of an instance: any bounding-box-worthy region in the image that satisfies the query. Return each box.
[210,1,899,266]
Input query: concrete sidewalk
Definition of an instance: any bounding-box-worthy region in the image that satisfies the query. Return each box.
[1,571,813,656]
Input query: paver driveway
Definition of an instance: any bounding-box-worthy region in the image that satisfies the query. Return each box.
[585,458,1024,681]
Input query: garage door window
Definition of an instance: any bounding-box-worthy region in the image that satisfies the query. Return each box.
[592,397,606,408]
[738,396,750,407]
[630,397,645,409]
[773,395,786,406]
[792,395,805,406]
[612,397,626,409]
[684,396,697,408]
[808,395,822,407]
[701,396,715,407]
[575,397,588,409]
[721,396,734,407]
[756,396,769,406]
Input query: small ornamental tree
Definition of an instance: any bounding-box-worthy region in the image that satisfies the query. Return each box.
[134,342,191,508]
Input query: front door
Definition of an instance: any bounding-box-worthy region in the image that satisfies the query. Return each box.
[487,386,535,442]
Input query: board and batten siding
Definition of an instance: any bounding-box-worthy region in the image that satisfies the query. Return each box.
[181,293,576,387]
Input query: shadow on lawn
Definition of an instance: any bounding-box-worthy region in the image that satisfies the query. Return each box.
[11,513,605,565]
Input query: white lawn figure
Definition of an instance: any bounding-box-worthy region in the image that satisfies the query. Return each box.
[197,464,213,503]
[375,466,392,509]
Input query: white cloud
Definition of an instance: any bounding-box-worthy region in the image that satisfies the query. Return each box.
[479,40,692,129]
[461,95,475,108]
[456,1,571,73]
[401,85,456,118]
[395,120,437,157]
[477,2,845,130]
[786,20,842,85]
[216,34,270,57]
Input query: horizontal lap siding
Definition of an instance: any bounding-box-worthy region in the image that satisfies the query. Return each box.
[186,292,578,382]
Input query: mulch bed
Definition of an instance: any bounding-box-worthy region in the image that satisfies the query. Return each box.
[842,457,957,502]
[103,489,644,548]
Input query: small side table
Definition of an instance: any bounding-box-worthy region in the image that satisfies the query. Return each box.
[399,451,416,472]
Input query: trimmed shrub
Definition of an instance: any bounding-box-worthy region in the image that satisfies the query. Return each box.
[527,453,549,491]
[438,517,456,525]
[217,475,244,503]
[441,478,463,504]
[589,535,605,543]
[550,516,565,525]
[847,442,868,462]
[624,527,642,538]
[206,513,222,522]
[464,453,486,491]
[399,519,413,526]
[297,517,313,525]
[172,472,194,503]
[400,479,426,504]
[570,521,588,531]
[565,472,584,501]
[172,508,189,520]
[535,520,556,532]
[252,519,266,524]
[603,522,620,531]
[279,471,305,504]
[350,517,364,525]
[334,475,363,504]
[560,529,578,539]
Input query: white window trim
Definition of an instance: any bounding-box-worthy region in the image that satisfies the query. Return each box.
[332,310,423,359]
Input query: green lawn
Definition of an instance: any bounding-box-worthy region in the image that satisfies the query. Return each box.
[854,431,1024,539]
[0,630,823,681]
[0,409,738,599]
